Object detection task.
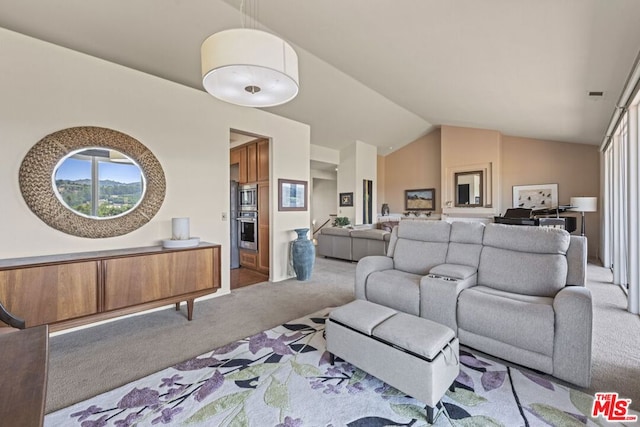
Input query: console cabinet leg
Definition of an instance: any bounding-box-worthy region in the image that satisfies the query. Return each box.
[175,302,180,311]
[187,299,194,321]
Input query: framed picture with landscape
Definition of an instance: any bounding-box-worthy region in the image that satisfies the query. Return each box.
[405,188,436,211]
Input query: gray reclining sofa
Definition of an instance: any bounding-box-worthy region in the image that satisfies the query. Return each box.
[355,220,592,387]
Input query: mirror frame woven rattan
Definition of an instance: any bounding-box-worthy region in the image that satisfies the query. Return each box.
[19,126,166,238]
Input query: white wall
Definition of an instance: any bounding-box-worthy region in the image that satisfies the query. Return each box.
[337,144,356,223]
[310,144,340,165]
[0,28,310,287]
[311,178,337,231]
[337,141,377,224]
[355,140,378,224]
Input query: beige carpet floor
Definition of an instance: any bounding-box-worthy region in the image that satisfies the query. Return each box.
[45,257,640,413]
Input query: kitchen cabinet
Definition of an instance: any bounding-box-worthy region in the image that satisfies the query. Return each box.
[230,146,248,184]
[239,249,257,269]
[257,139,269,182]
[231,139,268,185]
[247,142,258,183]
[258,182,270,273]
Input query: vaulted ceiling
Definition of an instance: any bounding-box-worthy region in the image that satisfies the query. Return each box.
[1,0,639,154]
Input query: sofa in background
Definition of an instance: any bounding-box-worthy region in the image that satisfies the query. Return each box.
[317,226,390,261]
[355,220,592,387]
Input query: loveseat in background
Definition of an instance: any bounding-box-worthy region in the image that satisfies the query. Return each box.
[317,226,390,262]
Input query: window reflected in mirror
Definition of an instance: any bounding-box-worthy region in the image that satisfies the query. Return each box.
[455,171,483,207]
[53,148,145,218]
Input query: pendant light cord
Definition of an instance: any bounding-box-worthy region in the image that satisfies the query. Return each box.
[240,0,259,30]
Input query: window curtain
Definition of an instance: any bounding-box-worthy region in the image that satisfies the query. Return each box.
[604,101,640,315]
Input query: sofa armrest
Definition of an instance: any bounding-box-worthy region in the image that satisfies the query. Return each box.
[419,273,477,332]
[355,256,394,300]
[566,235,587,286]
[553,286,593,387]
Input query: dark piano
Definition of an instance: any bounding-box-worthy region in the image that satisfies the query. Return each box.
[494,207,577,233]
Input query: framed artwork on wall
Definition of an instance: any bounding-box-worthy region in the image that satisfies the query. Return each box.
[339,192,353,207]
[512,183,558,209]
[278,179,307,211]
[405,188,436,211]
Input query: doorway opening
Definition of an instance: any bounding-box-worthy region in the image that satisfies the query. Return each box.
[230,130,270,289]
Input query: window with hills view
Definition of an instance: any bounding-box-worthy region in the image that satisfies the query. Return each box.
[54,149,144,218]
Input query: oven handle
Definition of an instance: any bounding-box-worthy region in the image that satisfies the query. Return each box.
[236,218,257,223]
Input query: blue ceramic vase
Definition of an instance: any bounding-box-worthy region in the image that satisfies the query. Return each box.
[292,228,315,281]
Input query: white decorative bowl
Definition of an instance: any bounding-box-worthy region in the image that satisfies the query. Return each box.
[162,237,200,249]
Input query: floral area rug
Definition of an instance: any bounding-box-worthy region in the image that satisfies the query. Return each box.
[46,308,607,426]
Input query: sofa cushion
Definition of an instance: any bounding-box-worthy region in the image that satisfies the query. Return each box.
[445,242,483,268]
[450,221,485,244]
[392,221,450,275]
[483,223,570,254]
[365,269,421,315]
[444,222,484,268]
[478,246,568,297]
[393,240,449,275]
[478,223,569,296]
[397,220,451,242]
[457,286,555,357]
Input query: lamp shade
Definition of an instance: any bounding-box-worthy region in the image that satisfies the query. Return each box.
[570,197,597,212]
[201,29,299,107]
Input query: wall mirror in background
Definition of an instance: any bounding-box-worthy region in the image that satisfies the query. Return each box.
[19,126,166,238]
[454,170,483,207]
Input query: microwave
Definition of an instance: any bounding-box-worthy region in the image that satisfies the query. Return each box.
[238,184,258,211]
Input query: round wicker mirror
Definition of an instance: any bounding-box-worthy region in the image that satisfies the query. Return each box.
[19,126,166,238]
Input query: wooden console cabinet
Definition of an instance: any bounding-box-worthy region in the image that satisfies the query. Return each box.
[0,243,221,332]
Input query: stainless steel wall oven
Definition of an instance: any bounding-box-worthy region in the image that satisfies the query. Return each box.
[237,211,258,251]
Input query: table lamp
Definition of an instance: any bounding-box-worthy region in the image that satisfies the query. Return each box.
[569,197,597,236]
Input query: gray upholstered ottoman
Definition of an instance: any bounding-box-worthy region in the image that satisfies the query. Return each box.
[326,300,459,424]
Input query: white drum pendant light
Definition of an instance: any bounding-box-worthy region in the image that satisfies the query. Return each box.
[201,28,299,107]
